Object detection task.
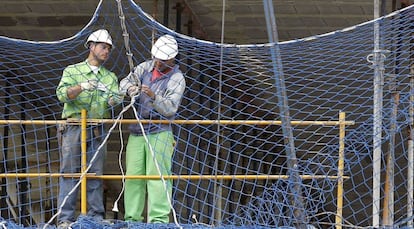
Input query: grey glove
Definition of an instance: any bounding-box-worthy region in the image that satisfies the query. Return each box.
[96,82,108,92]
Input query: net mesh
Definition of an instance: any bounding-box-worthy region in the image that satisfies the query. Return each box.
[1,0,414,228]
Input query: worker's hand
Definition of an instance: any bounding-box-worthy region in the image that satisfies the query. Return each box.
[80,80,98,91]
[127,85,140,97]
[141,85,155,100]
[108,95,123,106]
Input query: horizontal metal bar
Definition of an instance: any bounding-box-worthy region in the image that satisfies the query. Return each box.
[0,173,349,180]
[0,119,355,126]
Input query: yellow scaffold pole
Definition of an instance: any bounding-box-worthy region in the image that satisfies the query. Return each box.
[0,119,355,126]
[336,112,346,229]
[80,109,87,215]
[0,173,349,180]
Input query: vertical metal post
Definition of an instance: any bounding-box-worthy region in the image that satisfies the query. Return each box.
[175,2,182,33]
[163,0,169,26]
[263,0,306,228]
[382,1,398,226]
[335,112,346,229]
[383,73,398,227]
[212,0,226,225]
[372,0,384,227]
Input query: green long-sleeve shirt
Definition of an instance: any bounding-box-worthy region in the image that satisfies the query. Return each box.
[56,60,119,119]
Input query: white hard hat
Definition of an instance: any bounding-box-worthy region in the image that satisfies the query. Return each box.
[84,29,113,48]
[151,35,178,60]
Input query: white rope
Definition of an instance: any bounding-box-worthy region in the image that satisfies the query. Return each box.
[111,0,132,216]
[111,115,126,213]
[0,221,7,229]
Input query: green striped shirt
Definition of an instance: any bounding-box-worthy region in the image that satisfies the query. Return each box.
[56,60,119,119]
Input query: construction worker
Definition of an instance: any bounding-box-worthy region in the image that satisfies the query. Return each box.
[56,29,120,228]
[119,34,186,223]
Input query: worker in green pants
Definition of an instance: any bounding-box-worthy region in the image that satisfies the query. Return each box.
[119,34,186,223]
[124,132,174,222]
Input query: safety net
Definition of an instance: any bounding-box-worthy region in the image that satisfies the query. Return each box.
[1,0,414,228]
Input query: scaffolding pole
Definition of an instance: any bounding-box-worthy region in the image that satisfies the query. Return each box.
[263,0,306,228]
[372,0,385,227]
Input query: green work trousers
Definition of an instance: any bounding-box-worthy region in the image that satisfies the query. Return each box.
[124,131,174,223]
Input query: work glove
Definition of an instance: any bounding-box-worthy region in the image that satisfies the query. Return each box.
[80,79,98,91]
[127,85,140,97]
[96,82,108,92]
[108,95,124,106]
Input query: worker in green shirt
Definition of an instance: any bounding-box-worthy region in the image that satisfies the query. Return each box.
[55,29,120,229]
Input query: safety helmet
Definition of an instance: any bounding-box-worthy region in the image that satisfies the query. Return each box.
[151,35,178,60]
[84,29,113,48]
